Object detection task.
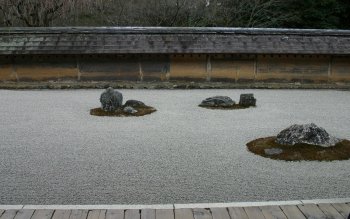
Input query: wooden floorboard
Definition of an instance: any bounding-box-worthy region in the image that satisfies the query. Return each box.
[125,209,140,219]
[317,203,344,219]
[297,204,327,219]
[155,209,174,219]
[141,209,155,219]
[228,207,249,219]
[31,210,54,219]
[280,205,306,219]
[193,209,212,219]
[260,205,287,219]
[69,210,89,219]
[175,209,194,219]
[332,203,350,218]
[0,201,349,219]
[52,210,71,219]
[0,210,18,219]
[106,210,123,219]
[87,210,106,219]
[243,207,265,219]
[210,208,230,219]
[13,210,34,219]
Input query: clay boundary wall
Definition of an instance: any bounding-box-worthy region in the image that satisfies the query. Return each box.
[0,54,349,83]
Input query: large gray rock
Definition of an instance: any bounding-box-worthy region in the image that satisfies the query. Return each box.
[124,100,145,108]
[276,123,340,147]
[239,94,256,107]
[100,87,123,112]
[200,96,235,107]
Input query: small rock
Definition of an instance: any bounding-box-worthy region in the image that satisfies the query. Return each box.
[124,100,146,108]
[239,93,256,107]
[264,148,283,155]
[100,87,123,112]
[123,106,138,114]
[200,96,235,107]
[276,123,340,147]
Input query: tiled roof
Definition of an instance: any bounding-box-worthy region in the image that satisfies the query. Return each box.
[0,27,349,55]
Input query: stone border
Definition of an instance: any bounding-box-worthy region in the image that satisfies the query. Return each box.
[1,198,349,210]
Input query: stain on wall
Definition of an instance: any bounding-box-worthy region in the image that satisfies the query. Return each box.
[256,55,330,82]
[6,55,77,81]
[331,56,350,81]
[79,55,139,81]
[0,56,16,81]
[140,55,170,81]
[210,55,255,82]
[170,55,207,81]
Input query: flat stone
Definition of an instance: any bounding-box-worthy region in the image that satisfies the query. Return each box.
[200,96,235,107]
[123,106,138,114]
[124,100,145,108]
[276,123,340,147]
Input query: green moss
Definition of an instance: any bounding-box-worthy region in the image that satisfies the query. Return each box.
[247,137,350,161]
[90,106,156,117]
[198,104,252,110]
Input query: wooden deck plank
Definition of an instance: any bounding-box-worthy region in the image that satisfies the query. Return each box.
[0,210,18,219]
[210,208,230,219]
[88,210,105,219]
[243,207,265,219]
[125,210,140,219]
[52,210,71,219]
[141,209,155,219]
[318,203,344,219]
[260,206,287,219]
[31,210,54,219]
[106,210,123,219]
[193,209,212,219]
[228,207,248,219]
[70,210,89,219]
[155,209,174,219]
[280,205,306,219]
[297,204,327,219]
[332,203,350,218]
[174,209,194,219]
[13,210,34,219]
[0,211,4,217]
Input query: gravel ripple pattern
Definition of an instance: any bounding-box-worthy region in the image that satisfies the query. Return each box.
[0,89,349,204]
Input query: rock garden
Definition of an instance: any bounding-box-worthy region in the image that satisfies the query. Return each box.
[247,123,350,161]
[90,87,156,117]
[199,93,256,109]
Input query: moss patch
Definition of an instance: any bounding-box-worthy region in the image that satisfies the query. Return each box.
[247,136,350,161]
[90,106,156,117]
[198,104,252,110]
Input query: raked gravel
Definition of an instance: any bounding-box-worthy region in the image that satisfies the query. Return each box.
[0,89,349,204]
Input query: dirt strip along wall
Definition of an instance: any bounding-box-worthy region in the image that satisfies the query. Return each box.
[0,54,349,82]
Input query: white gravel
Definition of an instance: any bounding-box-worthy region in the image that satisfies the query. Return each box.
[0,89,349,204]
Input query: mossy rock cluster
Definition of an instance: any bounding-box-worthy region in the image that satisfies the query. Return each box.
[199,94,256,110]
[90,105,156,117]
[91,87,156,117]
[247,136,350,161]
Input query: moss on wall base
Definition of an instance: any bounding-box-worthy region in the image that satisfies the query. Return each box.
[247,136,350,161]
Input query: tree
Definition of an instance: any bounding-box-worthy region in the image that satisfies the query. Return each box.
[0,0,94,27]
[279,0,346,29]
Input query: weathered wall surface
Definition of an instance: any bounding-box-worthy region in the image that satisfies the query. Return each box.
[0,54,349,82]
